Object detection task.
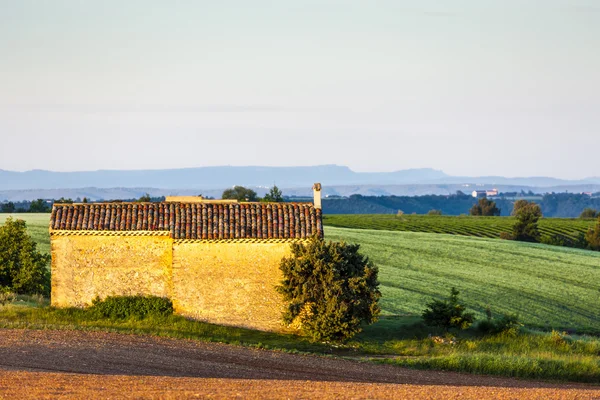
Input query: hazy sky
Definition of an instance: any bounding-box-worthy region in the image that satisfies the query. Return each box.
[1,0,598,179]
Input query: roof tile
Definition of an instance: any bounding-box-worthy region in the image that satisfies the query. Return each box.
[50,202,322,240]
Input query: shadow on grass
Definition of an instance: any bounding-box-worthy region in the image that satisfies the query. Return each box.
[357,315,433,342]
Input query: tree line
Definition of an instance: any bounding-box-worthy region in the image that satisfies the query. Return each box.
[475,198,600,251]
[322,193,600,218]
[0,186,285,213]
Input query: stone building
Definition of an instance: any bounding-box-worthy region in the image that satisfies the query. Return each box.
[49,186,323,332]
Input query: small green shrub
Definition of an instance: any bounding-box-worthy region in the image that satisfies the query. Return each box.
[89,295,173,319]
[0,288,16,307]
[540,232,588,249]
[549,330,571,348]
[477,309,522,336]
[422,287,474,331]
[499,231,514,240]
[278,236,381,343]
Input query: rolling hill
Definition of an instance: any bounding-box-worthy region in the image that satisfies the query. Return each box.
[325,226,600,333]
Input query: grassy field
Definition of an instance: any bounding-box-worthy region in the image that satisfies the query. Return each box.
[324,214,596,241]
[326,226,600,334]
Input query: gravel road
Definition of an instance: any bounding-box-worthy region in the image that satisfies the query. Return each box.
[0,329,598,399]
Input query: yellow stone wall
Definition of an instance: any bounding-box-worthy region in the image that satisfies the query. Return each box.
[50,233,296,332]
[51,234,172,308]
[171,242,293,332]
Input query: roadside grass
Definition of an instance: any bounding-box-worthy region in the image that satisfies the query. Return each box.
[1,302,599,383]
[0,301,331,354]
[381,352,600,383]
[355,317,600,384]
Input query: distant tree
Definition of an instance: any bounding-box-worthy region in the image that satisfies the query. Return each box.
[1,202,15,213]
[222,186,258,202]
[469,198,501,216]
[428,209,442,216]
[0,218,51,295]
[262,185,284,203]
[511,199,530,216]
[82,197,89,203]
[54,197,73,204]
[585,217,600,251]
[512,201,542,242]
[137,193,152,202]
[580,208,598,219]
[28,199,50,213]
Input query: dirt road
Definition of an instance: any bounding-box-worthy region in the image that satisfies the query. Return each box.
[0,329,598,399]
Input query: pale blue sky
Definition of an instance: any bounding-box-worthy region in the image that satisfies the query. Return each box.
[0,0,598,178]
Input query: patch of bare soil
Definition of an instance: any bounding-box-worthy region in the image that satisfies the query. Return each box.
[0,329,598,399]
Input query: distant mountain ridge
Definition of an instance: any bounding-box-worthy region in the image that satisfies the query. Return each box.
[0,165,449,190]
[2,183,600,202]
[1,165,598,192]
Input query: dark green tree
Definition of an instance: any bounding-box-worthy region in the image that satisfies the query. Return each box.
[512,201,542,242]
[54,197,73,204]
[0,218,50,295]
[585,216,600,251]
[580,208,598,219]
[278,237,381,342]
[262,185,284,202]
[511,199,530,216]
[29,199,50,213]
[137,193,152,202]
[422,287,474,331]
[1,202,15,213]
[222,186,258,202]
[469,198,501,216]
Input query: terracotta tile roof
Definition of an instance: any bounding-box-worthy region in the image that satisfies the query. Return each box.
[50,202,323,240]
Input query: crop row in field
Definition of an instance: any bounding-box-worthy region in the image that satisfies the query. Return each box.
[323,214,595,240]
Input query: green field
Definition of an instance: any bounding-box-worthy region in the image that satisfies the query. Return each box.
[325,226,600,334]
[324,214,595,241]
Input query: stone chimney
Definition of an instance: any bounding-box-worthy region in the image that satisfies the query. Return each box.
[312,183,322,209]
